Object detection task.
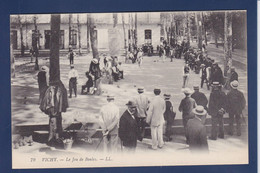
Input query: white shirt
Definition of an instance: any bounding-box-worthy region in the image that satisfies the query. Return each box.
[68,69,79,79]
[99,102,120,133]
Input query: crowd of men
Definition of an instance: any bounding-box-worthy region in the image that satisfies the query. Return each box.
[36,41,246,154]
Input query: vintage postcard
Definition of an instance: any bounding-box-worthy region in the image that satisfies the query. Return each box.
[10,10,248,169]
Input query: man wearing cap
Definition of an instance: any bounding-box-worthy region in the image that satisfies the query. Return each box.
[146,88,166,149]
[89,58,102,95]
[68,65,79,98]
[179,88,197,143]
[134,87,150,141]
[67,46,76,65]
[208,82,227,140]
[191,85,208,111]
[226,80,246,136]
[230,67,238,83]
[119,100,140,152]
[200,64,210,90]
[187,106,209,153]
[99,95,120,152]
[163,94,176,141]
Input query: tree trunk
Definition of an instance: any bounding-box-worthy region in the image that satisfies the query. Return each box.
[77,14,81,55]
[113,13,118,28]
[86,15,90,53]
[88,14,99,59]
[195,12,203,49]
[224,12,233,78]
[122,14,128,55]
[128,14,133,52]
[201,12,207,45]
[11,44,15,78]
[135,13,138,47]
[69,14,72,46]
[33,16,39,70]
[50,14,61,82]
[18,15,25,57]
[186,12,191,46]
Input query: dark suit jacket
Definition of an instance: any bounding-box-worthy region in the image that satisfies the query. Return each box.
[187,118,209,153]
[191,91,208,110]
[119,110,139,148]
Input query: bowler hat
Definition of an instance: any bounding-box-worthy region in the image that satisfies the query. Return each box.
[126,100,137,107]
[154,88,161,92]
[230,80,239,89]
[192,106,207,116]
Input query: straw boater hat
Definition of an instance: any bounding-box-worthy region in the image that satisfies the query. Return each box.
[182,88,193,95]
[163,93,171,100]
[92,58,98,64]
[200,64,205,67]
[230,80,239,89]
[107,95,115,100]
[41,66,48,71]
[212,82,220,87]
[126,100,137,107]
[193,106,207,116]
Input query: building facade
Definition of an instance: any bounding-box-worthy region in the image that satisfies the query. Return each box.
[10,13,162,53]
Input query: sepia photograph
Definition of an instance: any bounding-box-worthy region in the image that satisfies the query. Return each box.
[10,10,248,168]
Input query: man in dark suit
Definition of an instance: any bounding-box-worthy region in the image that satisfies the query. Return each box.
[119,100,140,152]
[187,106,209,153]
[208,82,227,140]
[191,85,208,111]
[226,80,246,136]
[179,88,196,143]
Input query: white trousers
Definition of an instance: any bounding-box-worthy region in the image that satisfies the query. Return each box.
[151,124,164,149]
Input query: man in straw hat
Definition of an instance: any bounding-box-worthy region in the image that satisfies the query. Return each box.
[208,82,226,140]
[146,88,166,150]
[134,87,150,141]
[226,80,246,136]
[37,65,49,103]
[187,106,209,153]
[179,88,196,143]
[119,100,140,152]
[99,95,120,152]
[89,58,102,95]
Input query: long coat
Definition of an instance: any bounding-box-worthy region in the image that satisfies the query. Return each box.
[187,117,209,152]
[119,110,139,148]
[211,66,224,84]
[208,90,226,116]
[226,89,246,115]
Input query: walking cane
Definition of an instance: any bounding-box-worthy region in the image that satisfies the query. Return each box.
[241,112,247,126]
[94,134,107,152]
